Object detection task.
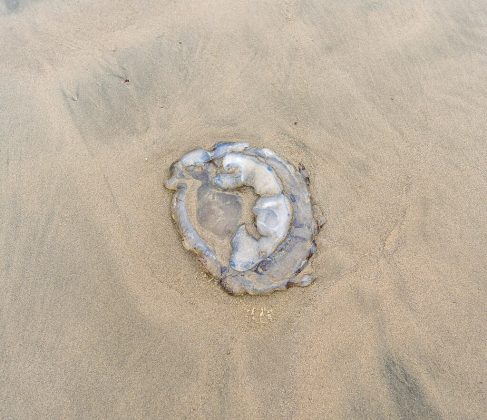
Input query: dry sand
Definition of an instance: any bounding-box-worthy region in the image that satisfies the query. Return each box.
[1,0,486,418]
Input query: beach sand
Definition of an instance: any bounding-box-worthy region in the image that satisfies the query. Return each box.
[1,0,486,418]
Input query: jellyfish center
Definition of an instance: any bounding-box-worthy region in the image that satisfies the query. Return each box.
[213,153,293,272]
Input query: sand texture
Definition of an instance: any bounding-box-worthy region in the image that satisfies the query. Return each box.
[1,0,486,418]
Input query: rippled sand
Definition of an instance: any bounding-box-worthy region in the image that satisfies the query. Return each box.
[1,0,486,418]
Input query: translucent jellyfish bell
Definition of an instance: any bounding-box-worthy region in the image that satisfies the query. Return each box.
[165,143,322,295]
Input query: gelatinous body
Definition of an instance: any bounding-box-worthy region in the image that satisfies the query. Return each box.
[165,143,321,295]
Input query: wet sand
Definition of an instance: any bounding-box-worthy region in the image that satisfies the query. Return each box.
[1,0,486,418]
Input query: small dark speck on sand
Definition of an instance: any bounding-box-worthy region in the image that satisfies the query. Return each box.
[123,79,130,83]
[294,121,298,125]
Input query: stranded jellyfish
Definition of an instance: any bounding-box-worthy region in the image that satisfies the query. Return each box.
[165,143,322,295]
